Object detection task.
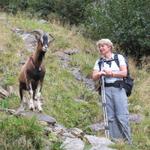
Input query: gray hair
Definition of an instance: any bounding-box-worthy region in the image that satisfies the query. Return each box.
[96,39,114,50]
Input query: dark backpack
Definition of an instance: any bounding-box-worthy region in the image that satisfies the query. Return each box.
[98,54,134,97]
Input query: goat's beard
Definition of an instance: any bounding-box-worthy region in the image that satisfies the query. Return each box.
[38,51,46,61]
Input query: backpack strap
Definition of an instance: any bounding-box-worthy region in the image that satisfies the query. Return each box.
[114,53,120,67]
[98,55,119,71]
[98,53,128,73]
[98,58,104,71]
[114,53,130,76]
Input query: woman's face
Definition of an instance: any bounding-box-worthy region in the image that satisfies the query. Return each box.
[98,44,111,56]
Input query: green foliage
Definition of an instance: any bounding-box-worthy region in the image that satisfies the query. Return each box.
[27,0,55,17]
[84,0,150,59]
[0,117,44,149]
[53,0,90,24]
[0,0,91,24]
[0,98,9,108]
[0,94,20,109]
[0,0,9,10]
[51,141,62,150]
[1,0,149,59]
[0,0,28,14]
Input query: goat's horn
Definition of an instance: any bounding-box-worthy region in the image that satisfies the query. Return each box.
[31,29,43,35]
[30,30,43,40]
[49,33,55,42]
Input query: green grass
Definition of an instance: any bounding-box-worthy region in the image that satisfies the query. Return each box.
[0,116,44,149]
[0,12,149,149]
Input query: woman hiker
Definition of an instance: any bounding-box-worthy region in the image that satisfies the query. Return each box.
[92,39,132,144]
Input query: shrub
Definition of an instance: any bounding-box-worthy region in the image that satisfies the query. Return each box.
[84,0,150,59]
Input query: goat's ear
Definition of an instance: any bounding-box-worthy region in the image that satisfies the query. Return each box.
[35,34,41,41]
[48,34,55,44]
[30,30,42,41]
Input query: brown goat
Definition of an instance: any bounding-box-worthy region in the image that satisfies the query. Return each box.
[19,30,54,111]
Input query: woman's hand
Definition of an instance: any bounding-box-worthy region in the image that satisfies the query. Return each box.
[103,69,113,77]
[92,70,106,80]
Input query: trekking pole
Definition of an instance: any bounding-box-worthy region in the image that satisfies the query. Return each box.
[101,61,110,139]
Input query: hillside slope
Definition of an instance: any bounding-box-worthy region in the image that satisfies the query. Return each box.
[0,12,149,150]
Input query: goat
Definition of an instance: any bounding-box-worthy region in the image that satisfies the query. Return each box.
[19,30,54,112]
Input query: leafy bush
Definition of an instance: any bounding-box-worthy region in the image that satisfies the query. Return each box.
[54,0,90,24]
[0,0,28,14]
[84,0,150,59]
[0,0,91,24]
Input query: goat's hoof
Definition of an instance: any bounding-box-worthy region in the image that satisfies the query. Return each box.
[38,110,42,113]
[29,106,35,111]
[37,106,43,112]
[38,108,43,113]
[30,108,34,111]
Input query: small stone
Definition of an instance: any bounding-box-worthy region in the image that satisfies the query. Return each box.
[53,124,67,135]
[69,128,84,138]
[129,114,144,123]
[88,122,105,132]
[64,49,79,55]
[62,132,76,139]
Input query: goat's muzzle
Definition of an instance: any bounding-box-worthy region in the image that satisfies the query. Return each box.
[42,44,48,52]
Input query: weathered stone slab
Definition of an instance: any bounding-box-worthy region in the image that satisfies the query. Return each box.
[53,123,67,135]
[60,137,84,150]
[88,122,105,132]
[68,128,84,138]
[18,111,56,125]
[84,135,113,147]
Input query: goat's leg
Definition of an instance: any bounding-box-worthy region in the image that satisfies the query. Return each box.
[17,85,25,112]
[35,82,43,112]
[28,83,35,111]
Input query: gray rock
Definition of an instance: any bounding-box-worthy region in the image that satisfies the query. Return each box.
[68,128,84,138]
[84,135,113,147]
[62,132,76,139]
[21,33,37,52]
[60,137,84,150]
[17,111,56,125]
[70,68,82,81]
[88,122,105,132]
[129,114,144,123]
[53,124,67,135]
[69,68,95,91]
[53,51,71,68]
[64,49,79,55]
[12,28,37,52]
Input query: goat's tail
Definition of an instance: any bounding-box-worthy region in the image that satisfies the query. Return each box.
[19,83,23,102]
